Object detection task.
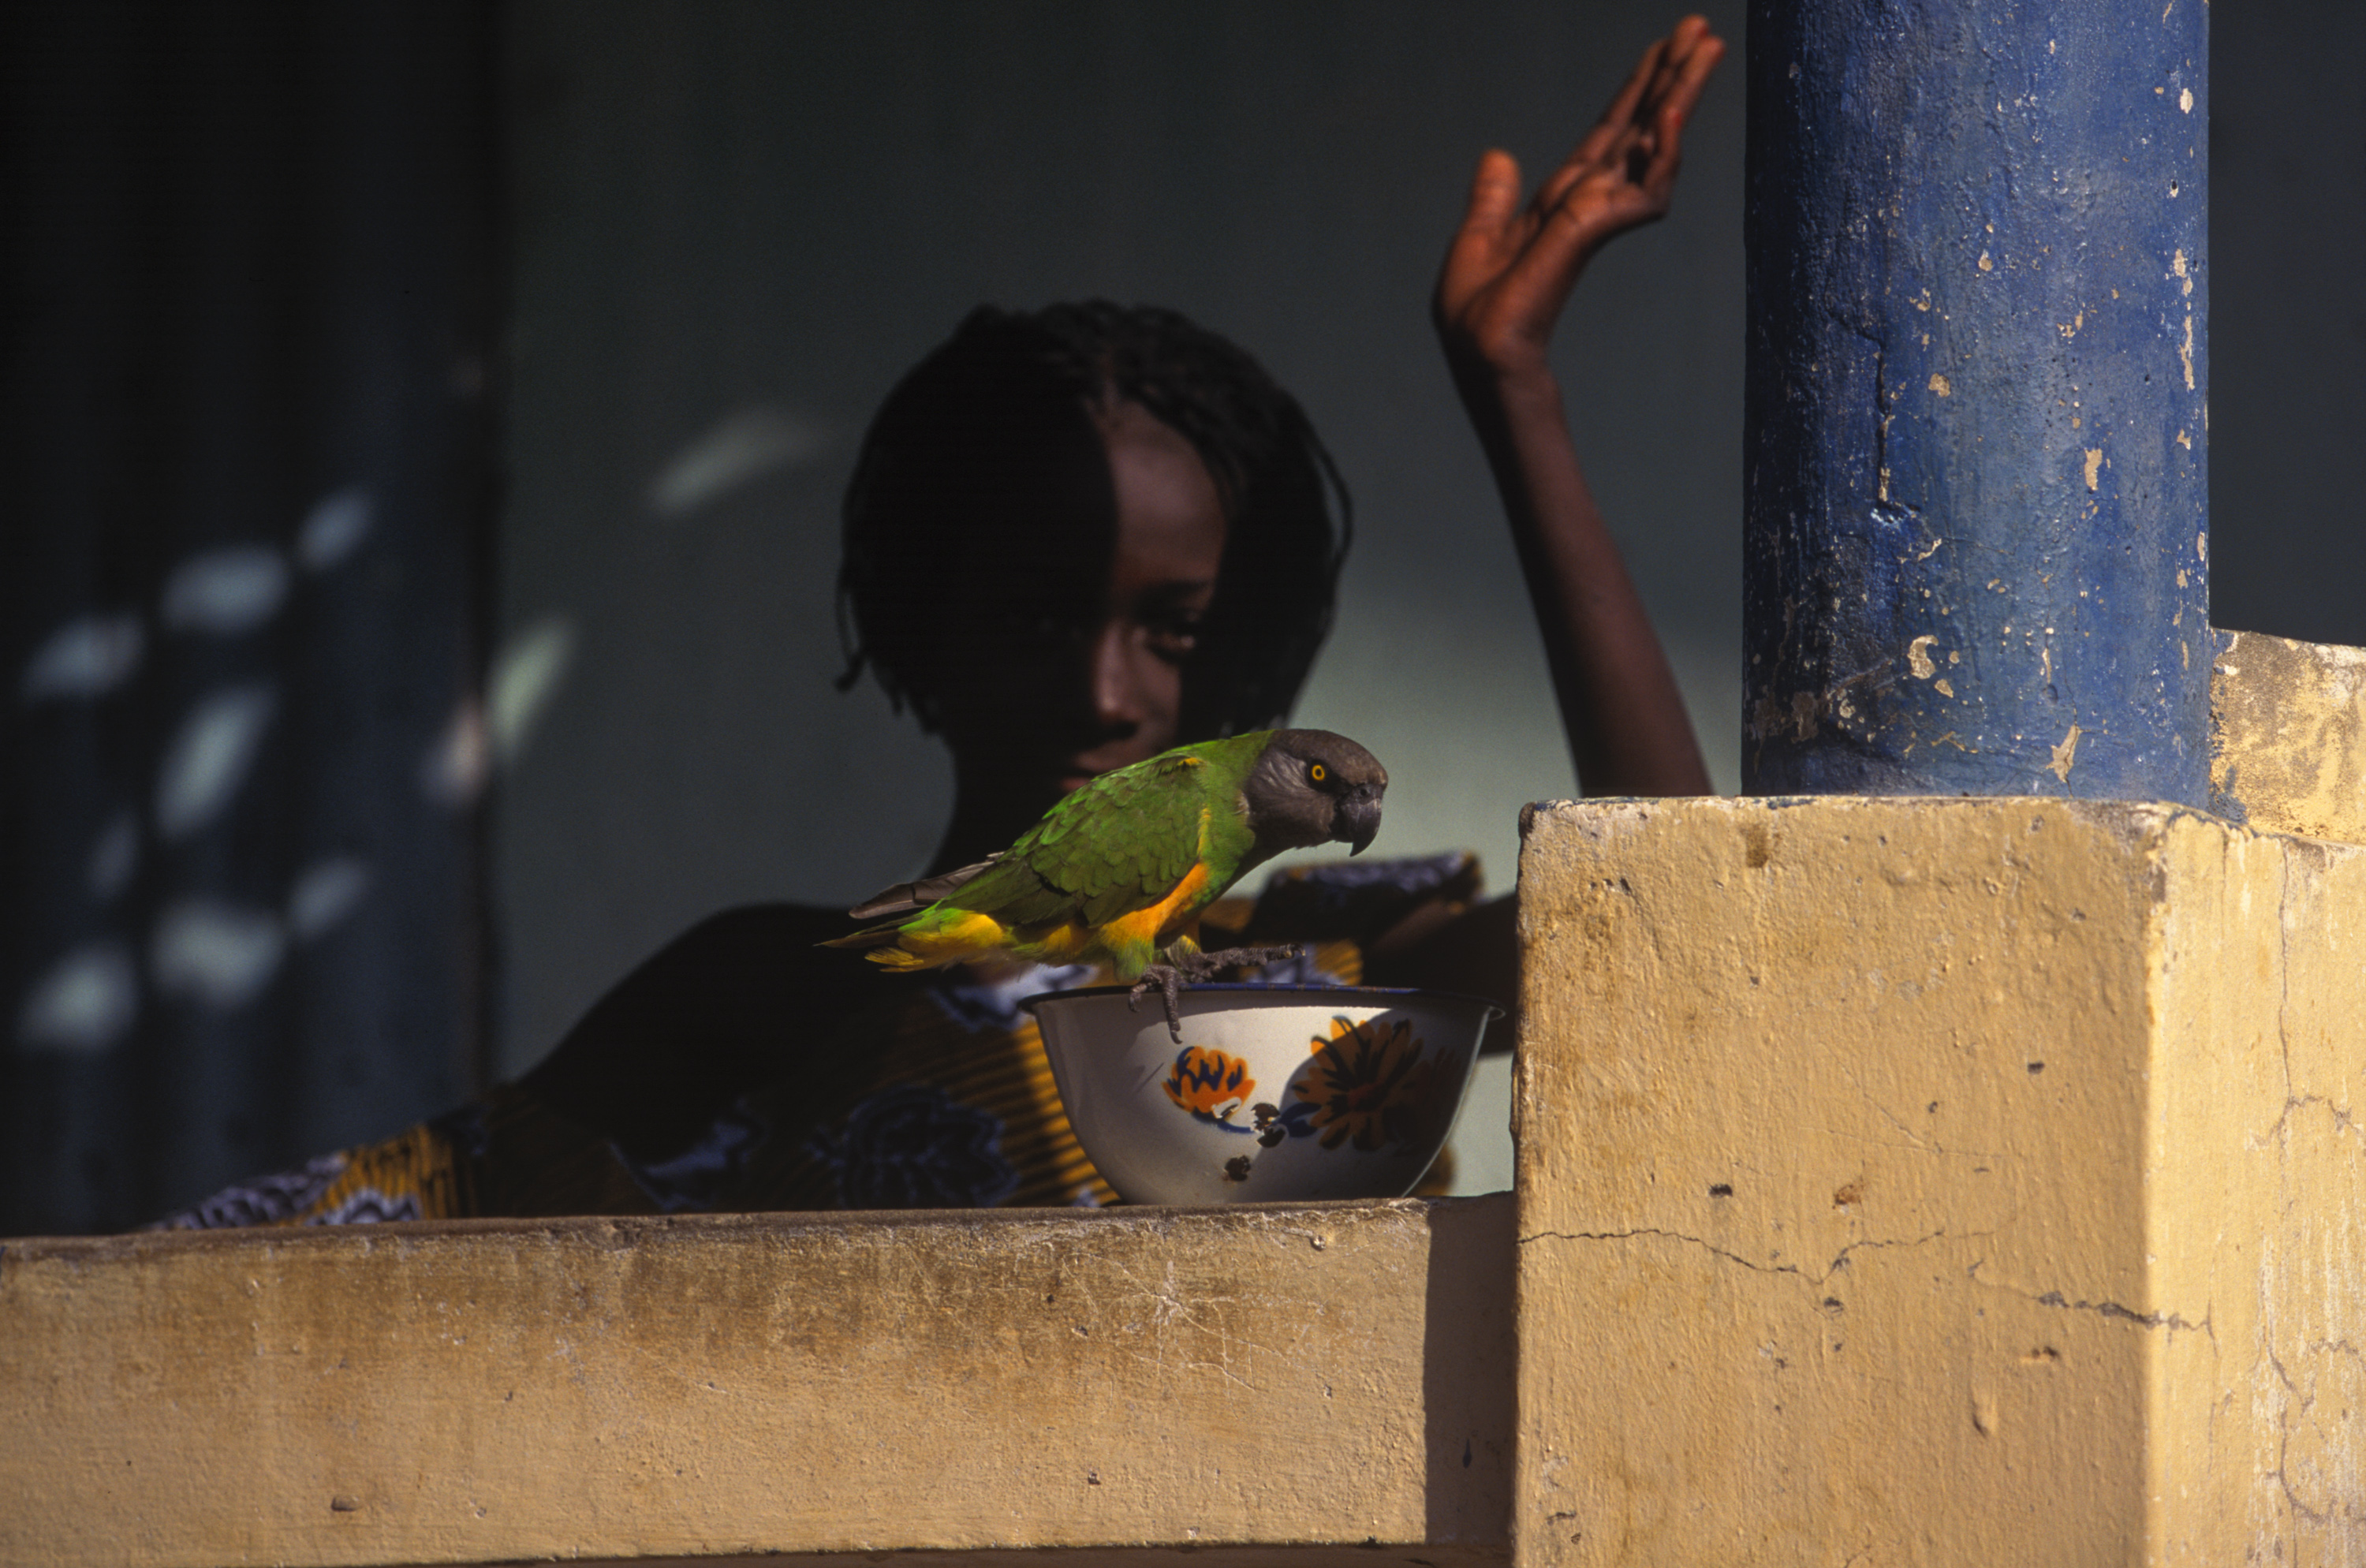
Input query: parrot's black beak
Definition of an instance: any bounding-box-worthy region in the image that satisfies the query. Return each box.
[1337,786,1383,857]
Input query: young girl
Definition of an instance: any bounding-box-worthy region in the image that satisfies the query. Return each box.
[162,18,1725,1225]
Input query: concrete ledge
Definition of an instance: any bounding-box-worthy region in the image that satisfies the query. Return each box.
[1513,796,2366,1566]
[1,1198,1513,1568]
[2212,628,2366,846]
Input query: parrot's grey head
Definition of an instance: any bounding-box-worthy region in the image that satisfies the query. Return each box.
[1241,729,1388,857]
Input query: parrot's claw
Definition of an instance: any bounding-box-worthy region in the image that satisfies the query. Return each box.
[1126,944,1308,1043]
[1129,964,1191,1043]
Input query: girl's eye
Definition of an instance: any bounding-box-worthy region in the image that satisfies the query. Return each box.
[1145,615,1202,661]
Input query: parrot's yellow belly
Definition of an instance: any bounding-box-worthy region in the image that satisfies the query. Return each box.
[866,861,1215,976]
[1092,861,1212,954]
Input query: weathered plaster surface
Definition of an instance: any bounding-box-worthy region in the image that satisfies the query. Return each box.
[1742,2,2211,801]
[2213,628,2366,846]
[1513,796,2364,1566]
[0,1199,1513,1567]
[13,631,2365,1568]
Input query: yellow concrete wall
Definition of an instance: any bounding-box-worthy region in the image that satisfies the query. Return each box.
[1,1198,1513,1568]
[1513,797,2365,1566]
[2213,628,2366,846]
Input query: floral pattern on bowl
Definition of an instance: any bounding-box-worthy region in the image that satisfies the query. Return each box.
[1162,1046,1258,1133]
[1289,1015,1459,1153]
[1163,1014,1477,1155]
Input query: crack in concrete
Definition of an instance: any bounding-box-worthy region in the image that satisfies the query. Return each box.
[1519,1226,1950,1288]
[2256,848,2364,1542]
[2028,1290,2214,1338]
[2263,1345,2332,1530]
[1809,1119,2006,1162]
[1968,1261,2214,1340]
[2256,1092,2362,1149]
[2279,849,2296,1122]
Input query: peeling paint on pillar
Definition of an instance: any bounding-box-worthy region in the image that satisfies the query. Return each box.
[1742,0,2209,802]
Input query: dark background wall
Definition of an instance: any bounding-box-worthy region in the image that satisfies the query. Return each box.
[2211,4,2366,651]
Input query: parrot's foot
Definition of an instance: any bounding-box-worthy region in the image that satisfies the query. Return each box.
[1127,944,1306,1043]
[1192,943,1308,978]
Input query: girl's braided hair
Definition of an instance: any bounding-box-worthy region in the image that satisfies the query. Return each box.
[836,301,1352,741]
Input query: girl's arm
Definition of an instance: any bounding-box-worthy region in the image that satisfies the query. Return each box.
[1366,19,1726,1013]
[1432,16,1724,797]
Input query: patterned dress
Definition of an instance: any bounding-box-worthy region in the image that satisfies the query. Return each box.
[155,853,1485,1227]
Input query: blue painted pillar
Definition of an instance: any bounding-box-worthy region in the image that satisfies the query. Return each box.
[1742,1,2209,802]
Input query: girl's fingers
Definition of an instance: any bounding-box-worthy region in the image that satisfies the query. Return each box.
[1663,32,1726,128]
[1458,147,1524,241]
[1632,21,1702,104]
[1548,20,1722,212]
[1441,148,1528,312]
[1635,21,1715,120]
[1643,26,1724,134]
[1641,34,1725,193]
[1478,21,1726,289]
[1545,32,1670,206]
[1595,33,1669,140]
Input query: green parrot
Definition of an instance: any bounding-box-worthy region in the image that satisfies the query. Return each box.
[824,728,1387,1036]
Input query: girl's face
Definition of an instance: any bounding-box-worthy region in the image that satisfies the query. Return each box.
[936,400,1228,805]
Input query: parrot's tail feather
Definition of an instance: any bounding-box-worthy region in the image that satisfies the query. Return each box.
[819,908,1017,971]
[845,853,1003,920]
[818,923,908,952]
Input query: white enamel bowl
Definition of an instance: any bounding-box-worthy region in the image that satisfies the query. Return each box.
[1024,984,1502,1205]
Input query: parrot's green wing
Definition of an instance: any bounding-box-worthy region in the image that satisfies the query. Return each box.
[951,751,1222,931]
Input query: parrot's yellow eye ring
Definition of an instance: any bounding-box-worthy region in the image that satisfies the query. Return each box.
[1308,762,1327,784]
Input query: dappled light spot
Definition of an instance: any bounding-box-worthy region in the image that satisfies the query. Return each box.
[422,617,577,808]
[88,810,140,902]
[162,545,289,635]
[151,898,285,1010]
[297,486,375,571]
[489,616,575,763]
[155,685,277,838]
[288,857,373,942]
[21,614,144,701]
[647,405,827,517]
[17,941,138,1054]
[421,696,488,807]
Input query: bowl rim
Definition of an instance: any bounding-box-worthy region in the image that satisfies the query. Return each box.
[1017,982,1506,1022]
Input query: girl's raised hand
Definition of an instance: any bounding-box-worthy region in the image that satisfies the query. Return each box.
[1435,16,1726,379]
